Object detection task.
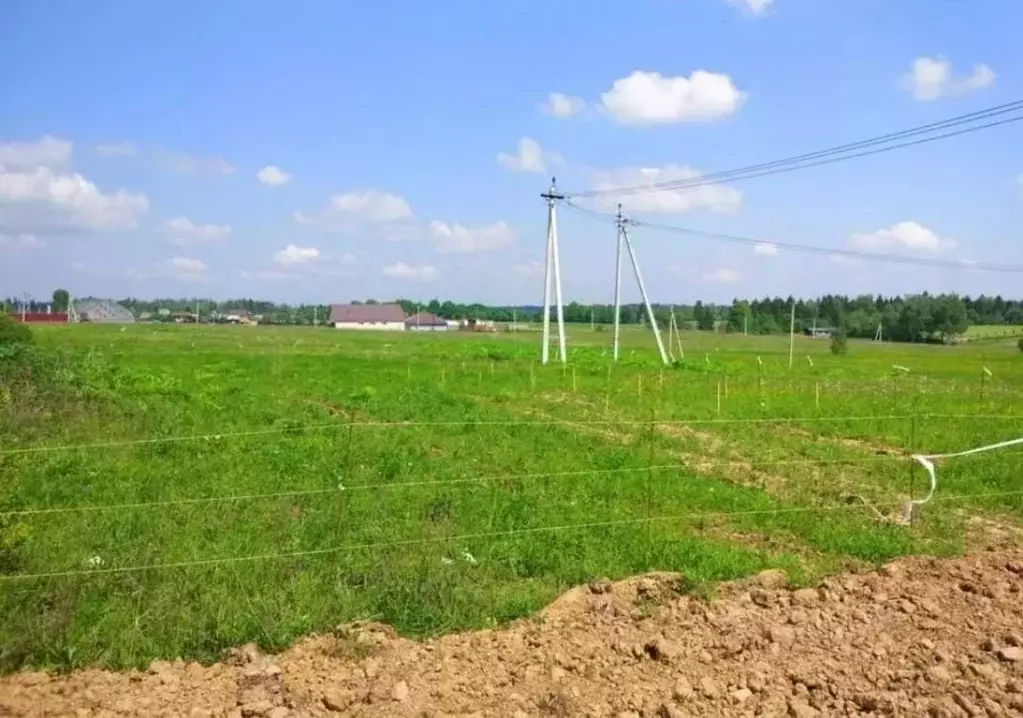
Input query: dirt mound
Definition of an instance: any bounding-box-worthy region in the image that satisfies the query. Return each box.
[4,551,1023,717]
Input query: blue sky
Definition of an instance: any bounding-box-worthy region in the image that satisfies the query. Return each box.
[1,0,1021,305]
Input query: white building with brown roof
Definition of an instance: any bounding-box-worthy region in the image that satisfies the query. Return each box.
[328,303,407,331]
[405,311,449,332]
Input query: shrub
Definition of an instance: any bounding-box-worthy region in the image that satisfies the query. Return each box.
[1018,337,1023,353]
[0,312,33,347]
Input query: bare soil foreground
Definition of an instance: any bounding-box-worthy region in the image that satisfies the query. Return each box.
[4,550,1023,718]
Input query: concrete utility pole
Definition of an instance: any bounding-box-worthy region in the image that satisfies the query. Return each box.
[618,205,669,365]
[788,302,796,368]
[540,178,567,364]
[612,206,624,362]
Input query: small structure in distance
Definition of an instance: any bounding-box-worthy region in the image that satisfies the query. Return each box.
[459,318,497,333]
[328,303,407,331]
[73,298,136,324]
[405,311,449,332]
[803,326,834,339]
[215,308,258,325]
[10,309,68,324]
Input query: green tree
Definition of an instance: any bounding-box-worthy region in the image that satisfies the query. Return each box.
[726,300,750,333]
[694,301,715,331]
[931,294,970,342]
[830,325,848,355]
[51,289,70,313]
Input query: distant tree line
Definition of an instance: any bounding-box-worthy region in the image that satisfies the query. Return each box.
[3,292,1022,343]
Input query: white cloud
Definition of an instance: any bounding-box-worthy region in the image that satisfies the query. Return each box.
[382,262,438,281]
[160,216,231,246]
[725,0,774,15]
[0,136,72,170]
[273,244,320,265]
[497,137,558,174]
[168,257,207,282]
[428,220,515,254]
[540,92,585,118]
[295,189,413,230]
[95,142,137,157]
[0,165,149,232]
[158,149,236,175]
[702,267,739,284]
[753,242,779,256]
[591,164,742,215]
[600,70,745,125]
[126,258,208,283]
[0,232,44,250]
[849,221,955,253]
[246,247,355,279]
[257,165,292,187]
[899,56,995,101]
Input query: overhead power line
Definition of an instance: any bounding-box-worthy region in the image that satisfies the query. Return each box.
[563,201,1023,274]
[564,100,1023,199]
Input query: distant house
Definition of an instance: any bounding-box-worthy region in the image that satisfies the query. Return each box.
[328,303,407,331]
[218,309,256,325]
[405,311,449,332]
[803,327,834,338]
[172,311,198,324]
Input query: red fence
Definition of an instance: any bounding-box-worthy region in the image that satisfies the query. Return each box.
[10,313,69,324]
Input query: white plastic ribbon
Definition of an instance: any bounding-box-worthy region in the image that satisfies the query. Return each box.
[911,437,1023,506]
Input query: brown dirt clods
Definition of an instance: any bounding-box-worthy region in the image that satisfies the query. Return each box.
[3,550,1023,717]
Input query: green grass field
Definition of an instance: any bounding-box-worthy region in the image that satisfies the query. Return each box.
[964,324,1023,340]
[1,323,1021,671]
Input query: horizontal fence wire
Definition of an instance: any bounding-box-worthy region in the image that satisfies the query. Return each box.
[2,413,1021,456]
[0,454,937,518]
[3,489,1022,583]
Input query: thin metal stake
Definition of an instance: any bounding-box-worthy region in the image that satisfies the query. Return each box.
[908,406,918,524]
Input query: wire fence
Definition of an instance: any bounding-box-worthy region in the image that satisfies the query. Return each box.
[2,413,1021,456]
[3,374,1021,596]
[0,454,948,518]
[3,488,1022,583]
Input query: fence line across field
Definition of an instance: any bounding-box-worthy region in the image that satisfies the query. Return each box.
[3,453,969,518]
[4,489,1023,583]
[3,413,1021,457]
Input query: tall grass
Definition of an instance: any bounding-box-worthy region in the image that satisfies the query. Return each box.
[0,323,1019,671]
